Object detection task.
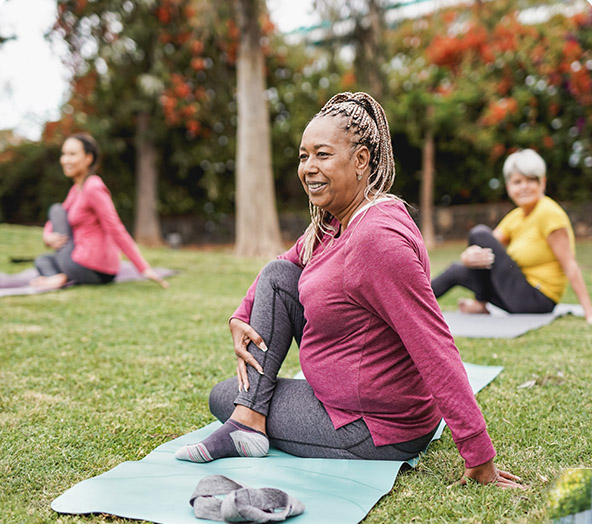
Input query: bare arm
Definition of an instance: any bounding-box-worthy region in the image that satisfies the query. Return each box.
[547,228,592,323]
[492,227,509,246]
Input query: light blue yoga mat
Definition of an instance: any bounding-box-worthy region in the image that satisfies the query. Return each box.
[51,362,502,524]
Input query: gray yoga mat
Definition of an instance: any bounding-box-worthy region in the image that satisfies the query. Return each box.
[51,362,503,524]
[442,303,584,338]
[0,262,177,297]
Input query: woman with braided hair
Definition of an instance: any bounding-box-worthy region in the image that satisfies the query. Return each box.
[176,93,521,488]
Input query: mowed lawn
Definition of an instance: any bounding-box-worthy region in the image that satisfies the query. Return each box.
[1,223,591,524]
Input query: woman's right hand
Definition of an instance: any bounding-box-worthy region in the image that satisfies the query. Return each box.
[229,318,267,392]
[43,231,68,250]
[460,245,495,269]
[457,459,524,489]
[142,268,169,289]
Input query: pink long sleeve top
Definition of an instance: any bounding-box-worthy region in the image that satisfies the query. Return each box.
[233,199,496,468]
[44,175,149,275]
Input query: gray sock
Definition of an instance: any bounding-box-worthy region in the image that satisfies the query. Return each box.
[190,475,247,521]
[190,475,305,523]
[175,419,269,463]
[221,487,305,523]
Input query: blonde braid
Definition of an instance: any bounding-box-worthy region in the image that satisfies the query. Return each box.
[300,92,397,265]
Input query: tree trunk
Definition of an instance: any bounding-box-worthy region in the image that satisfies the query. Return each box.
[233,0,283,258]
[420,106,436,250]
[133,111,162,246]
[354,0,385,99]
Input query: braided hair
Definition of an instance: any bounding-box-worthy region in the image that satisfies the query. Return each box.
[300,92,397,265]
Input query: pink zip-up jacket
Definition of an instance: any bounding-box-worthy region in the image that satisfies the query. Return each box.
[233,199,496,468]
[44,175,149,275]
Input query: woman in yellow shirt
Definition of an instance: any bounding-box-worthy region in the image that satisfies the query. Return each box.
[432,149,592,323]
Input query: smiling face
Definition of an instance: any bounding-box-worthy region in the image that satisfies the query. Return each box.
[60,137,93,184]
[298,116,369,227]
[505,171,546,214]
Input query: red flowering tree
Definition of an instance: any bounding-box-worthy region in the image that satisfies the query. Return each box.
[385,0,592,244]
[53,0,234,245]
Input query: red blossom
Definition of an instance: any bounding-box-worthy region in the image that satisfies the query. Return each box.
[155,6,171,24]
[491,143,506,160]
[543,136,554,148]
[563,40,582,62]
[175,84,191,98]
[496,77,512,96]
[341,70,356,89]
[190,57,206,71]
[260,14,275,36]
[191,40,204,55]
[184,5,196,18]
[186,120,201,136]
[481,98,518,126]
[74,0,87,14]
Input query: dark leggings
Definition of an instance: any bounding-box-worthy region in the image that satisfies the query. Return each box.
[34,204,114,285]
[209,259,438,461]
[431,224,556,313]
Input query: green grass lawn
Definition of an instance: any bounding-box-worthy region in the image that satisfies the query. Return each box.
[1,223,591,524]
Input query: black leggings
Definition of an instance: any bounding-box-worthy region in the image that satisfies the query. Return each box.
[209,259,438,461]
[34,204,114,285]
[431,225,555,313]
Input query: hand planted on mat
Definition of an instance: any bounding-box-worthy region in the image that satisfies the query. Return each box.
[142,268,169,289]
[229,318,267,392]
[455,459,524,489]
[44,231,68,250]
[460,245,495,269]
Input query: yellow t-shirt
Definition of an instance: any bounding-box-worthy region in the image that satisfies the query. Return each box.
[496,196,574,303]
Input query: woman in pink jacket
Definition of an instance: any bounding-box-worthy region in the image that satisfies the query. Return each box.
[31,133,167,290]
[175,93,521,489]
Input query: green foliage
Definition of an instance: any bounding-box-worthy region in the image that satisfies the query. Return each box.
[0,142,69,224]
[547,468,592,519]
[1,0,592,227]
[383,0,592,205]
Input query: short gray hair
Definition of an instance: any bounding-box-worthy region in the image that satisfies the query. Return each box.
[502,149,546,182]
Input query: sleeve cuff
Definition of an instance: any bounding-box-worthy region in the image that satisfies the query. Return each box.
[455,428,496,468]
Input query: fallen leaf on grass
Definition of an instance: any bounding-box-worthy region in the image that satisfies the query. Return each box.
[517,372,565,389]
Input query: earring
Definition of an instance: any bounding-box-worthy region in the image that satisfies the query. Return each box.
[357,174,362,180]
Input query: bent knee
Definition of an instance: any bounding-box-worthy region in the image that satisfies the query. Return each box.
[48,203,65,218]
[259,259,302,284]
[468,224,493,246]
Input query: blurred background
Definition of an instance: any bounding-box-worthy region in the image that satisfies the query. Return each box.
[1,0,591,251]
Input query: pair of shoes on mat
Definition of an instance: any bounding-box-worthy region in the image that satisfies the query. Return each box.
[190,474,305,523]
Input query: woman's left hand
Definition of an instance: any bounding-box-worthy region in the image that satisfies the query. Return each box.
[142,268,169,288]
[456,459,524,489]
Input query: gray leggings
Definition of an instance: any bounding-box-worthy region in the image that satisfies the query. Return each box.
[210,259,438,461]
[34,204,114,285]
[431,225,555,313]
